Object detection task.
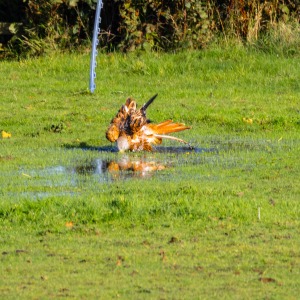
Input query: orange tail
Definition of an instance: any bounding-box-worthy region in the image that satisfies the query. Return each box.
[146,120,191,147]
[150,120,190,135]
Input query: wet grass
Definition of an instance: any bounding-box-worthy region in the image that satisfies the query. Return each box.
[1,47,300,299]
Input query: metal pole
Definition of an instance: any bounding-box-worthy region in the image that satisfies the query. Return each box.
[89,0,103,93]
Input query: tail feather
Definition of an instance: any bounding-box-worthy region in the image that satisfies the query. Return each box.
[151,120,190,135]
[141,94,157,113]
[153,134,189,145]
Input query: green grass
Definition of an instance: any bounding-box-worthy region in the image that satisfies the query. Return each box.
[0,46,300,299]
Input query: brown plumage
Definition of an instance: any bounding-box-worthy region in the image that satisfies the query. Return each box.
[106,94,155,142]
[106,94,191,152]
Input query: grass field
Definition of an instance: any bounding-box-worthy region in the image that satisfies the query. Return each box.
[0,46,300,299]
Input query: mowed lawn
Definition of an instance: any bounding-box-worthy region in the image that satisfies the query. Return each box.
[0,47,300,299]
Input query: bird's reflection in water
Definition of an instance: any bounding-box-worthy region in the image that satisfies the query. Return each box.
[108,156,166,179]
[73,155,167,181]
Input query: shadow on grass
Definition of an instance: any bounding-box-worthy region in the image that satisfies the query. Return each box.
[62,142,216,154]
[63,142,118,152]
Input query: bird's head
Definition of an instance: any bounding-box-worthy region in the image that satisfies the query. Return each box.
[116,136,130,152]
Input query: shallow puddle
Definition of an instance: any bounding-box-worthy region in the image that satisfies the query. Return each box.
[0,146,213,200]
[8,145,217,200]
[7,136,291,200]
[56,145,215,181]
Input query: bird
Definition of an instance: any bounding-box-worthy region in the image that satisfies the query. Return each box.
[105,94,191,152]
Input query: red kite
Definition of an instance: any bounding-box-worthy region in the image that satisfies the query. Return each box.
[106,94,191,152]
